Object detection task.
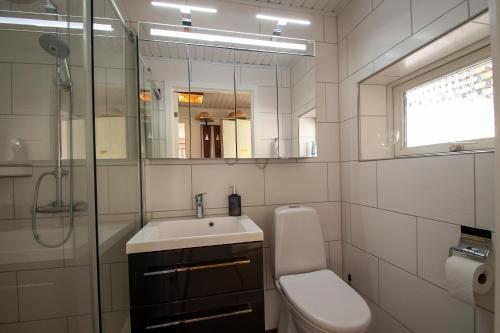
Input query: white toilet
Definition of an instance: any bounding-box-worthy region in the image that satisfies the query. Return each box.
[272,205,371,333]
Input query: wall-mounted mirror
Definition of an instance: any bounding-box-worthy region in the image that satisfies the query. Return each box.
[358,11,492,161]
[138,23,315,159]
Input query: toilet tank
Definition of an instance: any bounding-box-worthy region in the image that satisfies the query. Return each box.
[272,206,327,280]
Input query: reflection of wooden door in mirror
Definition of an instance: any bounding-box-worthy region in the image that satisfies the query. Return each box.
[213,125,221,158]
[201,125,212,158]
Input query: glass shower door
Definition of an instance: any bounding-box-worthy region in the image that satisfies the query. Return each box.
[92,11,143,333]
[0,0,99,332]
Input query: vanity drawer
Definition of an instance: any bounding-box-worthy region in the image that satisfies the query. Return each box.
[128,241,263,306]
[130,290,265,333]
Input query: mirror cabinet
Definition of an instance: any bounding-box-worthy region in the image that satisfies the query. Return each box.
[138,32,316,159]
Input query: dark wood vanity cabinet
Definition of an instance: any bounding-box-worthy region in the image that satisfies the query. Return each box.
[128,241,264,332]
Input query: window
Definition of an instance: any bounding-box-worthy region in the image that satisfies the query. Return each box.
[393,47,494,156]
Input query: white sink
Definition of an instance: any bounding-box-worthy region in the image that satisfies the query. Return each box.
[126,215,263,254]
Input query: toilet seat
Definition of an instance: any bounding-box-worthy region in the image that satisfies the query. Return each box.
[279,270,371,333]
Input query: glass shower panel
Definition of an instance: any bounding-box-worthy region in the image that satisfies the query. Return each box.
[0,1,98,332]
[93,11,142,333]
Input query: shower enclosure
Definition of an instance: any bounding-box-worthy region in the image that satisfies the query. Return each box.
[0,0,142,332]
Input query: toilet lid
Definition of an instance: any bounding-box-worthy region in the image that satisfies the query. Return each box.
[279,270,371,333]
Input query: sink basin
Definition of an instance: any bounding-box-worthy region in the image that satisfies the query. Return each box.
[126,215,263,254]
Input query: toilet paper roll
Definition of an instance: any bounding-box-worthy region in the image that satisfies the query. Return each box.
[445,255,493,305]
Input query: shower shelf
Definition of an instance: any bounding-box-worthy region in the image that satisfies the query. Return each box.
[0,165,33,177]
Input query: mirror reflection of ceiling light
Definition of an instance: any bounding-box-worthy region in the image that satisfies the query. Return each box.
[0,17,114,31]
[140,90,152,102]
[256,14,311,26]
[178,92,204,104]
[151,1,217,14]
[150,28,307,51]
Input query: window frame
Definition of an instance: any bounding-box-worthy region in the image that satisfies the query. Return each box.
[392,45,494,157]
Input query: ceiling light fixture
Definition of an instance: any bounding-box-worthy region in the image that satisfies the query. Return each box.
[0,17,114,31]
[256,14,310,26]
[150,28,307,51]
[151,1,217,14]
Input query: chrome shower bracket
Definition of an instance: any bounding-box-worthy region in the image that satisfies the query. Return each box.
[449,226,491,260]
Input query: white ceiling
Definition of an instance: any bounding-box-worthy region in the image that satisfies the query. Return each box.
[236,0,342,13]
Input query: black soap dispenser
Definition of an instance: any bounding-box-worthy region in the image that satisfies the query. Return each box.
[228,185,241,216]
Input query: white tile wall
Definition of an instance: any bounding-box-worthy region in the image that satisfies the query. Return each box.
[338,1,493,331]
[12,64,55,115]
[417,218,460,289]
[359,85,386,116]
[339,117,359,161]
[351,205,417,273]
[0,272,18,323]
[364,296,411,333]
[359,116,389,160]
[324,16,338,44]
[373,2,469,72]
[315,123,340,162]
[475,307,494,333]
[377,155,475,225]
[264,163,328,205]
[341,202,351,242]
[145,164,192,212]
[411,0,463,32]
[192,164,265,208]
[470,0,489,16]
[325,83,340,122]
[0,63,11,114]
[308,202,342,241]
[110,263,129,311]
[0,178,13,219]
[329,240,343,276]
[339,63,374,121]
[341,161,377,206]
[379,260,474,333]
[315,43,339,83]
[337,0,372,41]
[108,166,140,214]
[0,318,67,333]
[17,266,91,321]
[347,0,411,75]
[338,38,348,81]
[342,243,379,302]
[475,153,495,230]
[328,162,341,201]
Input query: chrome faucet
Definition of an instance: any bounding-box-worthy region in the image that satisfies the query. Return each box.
[194,193,206,218]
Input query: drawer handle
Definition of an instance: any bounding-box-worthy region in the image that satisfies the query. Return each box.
[145,305,253,330]
[143,258,251,277]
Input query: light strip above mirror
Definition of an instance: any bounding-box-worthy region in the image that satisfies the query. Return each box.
[149,28,307,51]
[0,17,113,31]
[151,1,217,13]
[256,14,310,26]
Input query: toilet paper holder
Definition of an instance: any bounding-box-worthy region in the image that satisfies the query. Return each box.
[448,226,491,260]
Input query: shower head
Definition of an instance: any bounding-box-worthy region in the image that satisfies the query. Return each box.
[39,34,70,59]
